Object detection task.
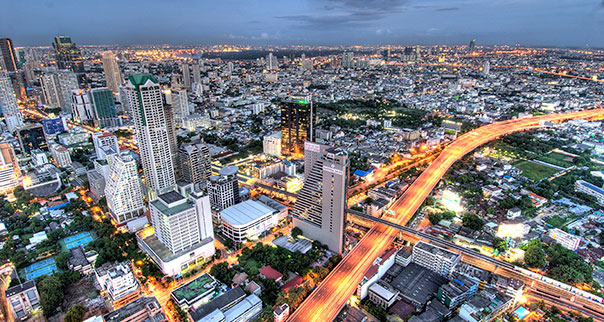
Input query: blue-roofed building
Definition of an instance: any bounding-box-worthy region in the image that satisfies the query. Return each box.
[575,180,604,205]
[220,199,279,243]
[353,168,373,181]
[41,117,66,136]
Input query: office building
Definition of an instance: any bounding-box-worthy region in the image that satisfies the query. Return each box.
[52,36,84,73]
[124,74,175,195]
[267,53,278,70]
[208,165,240,211]
[0,38,17,72]
[171,89,189,119]
[469,39,476,53]
[94,261,140,308]
[263,132,281,156]
[103,296,166,322]
[342,51,354,68]
[192,63,201,84]
[280,98,313,156]
[6,281,40,320]
[548,228,581,251]
[292,142,349,254]
[9,71,26,101]
[102,51,123,93]
[71,89,94,123]
[17,123,47,154]
[90,88,120,128]
[437,274,480,308]
[181,63,191,88]
[40,70,78,112]
[92,132,119,160]
[105,151,146,225]
[412,241,460,277]
[139,190,215,276]
[179,142,211,187]
[0,71,23,132]
[50,143,72,168]
[220,199,281,243]
[0,142,20,193]
[41,117,67,136]
[163,104,178,177]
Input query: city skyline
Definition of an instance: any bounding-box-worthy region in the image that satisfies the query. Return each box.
[2,0,603,48]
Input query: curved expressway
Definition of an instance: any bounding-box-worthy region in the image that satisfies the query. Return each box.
[288,108,604,322]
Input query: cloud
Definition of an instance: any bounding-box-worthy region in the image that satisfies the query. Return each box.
[436,7,459,11]
[376,28,392,35]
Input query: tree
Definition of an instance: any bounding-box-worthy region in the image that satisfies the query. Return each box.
[492,237,508,253]
[210,262,232,284]
[428,213,442,225]
[525,241,546,268]
[56,252,72,270]
[462,213,484,230]
[64,305,87,322]
[38,275,64,316]
[291,227,303,239]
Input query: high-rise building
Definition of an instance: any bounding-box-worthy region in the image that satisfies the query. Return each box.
[105,151,146,225]
[41,117,67,136]
[52,36,84,73]
[0,38,18,72]
[171,89,189,119]
[292,142,349,254]
[342,52,354,68]
[181,63,191,88]
[71,89,94,123]
[280,98,313,156]
[92,132,119,160]
[263,132,281,156]
[412,241,460,277]
[40,70,78,112]
[0,71,23,132]
[0,142,21,193]
[101,51,123,93]
[49,143,72,168]
[482,60,490,76]
[89,88,120,128]
[208,165,240,211]
[139,190,215,276]
[17,123,47,154]
[192,63,201,84]
[163,104,178,177]
[179,142,211,187]
[267,53,278,70]
[469,39,476,53]
[94,262,140,308]
[124,74,176,196]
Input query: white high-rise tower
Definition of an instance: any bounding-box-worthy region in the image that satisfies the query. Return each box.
[102,51,123,93]
[0,71,23,132]
[105,151,146,224]
[125,74,176,196]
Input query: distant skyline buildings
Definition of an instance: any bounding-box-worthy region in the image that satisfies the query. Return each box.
[52,36,84,73]
[102,51,123,93]
[1,1,602,48]
[0,38,17,72]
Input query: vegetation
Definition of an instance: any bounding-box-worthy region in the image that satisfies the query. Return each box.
[514,160,559,181]
[461,213,484,230]
[64,305,87,322]
[291,227,303,239]
[524,240,546,268]
[37,271,81,316]
[428,210,456,225]
[238,242,322,276]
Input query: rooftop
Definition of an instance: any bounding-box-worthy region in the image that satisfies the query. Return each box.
[223,294,261,322]
[151,192,192,217]
[220,199,276,227]
[104,296,164,322]
[189,286,246,321]
[171,273,218,306]
[390,263,447,307]
[6,280,36,297]
[140,233,214,262]
[259,265,283,280]
[414,241,460,262]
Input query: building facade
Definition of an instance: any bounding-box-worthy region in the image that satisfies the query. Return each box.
[105,151,146,225]
[292,142,349,254]
[102,51,123,93]
[0,142,20,194]
[280,99,313,156]
[0,38,18,72]
[6,281,40,320]
[412,241,460,277]
[263,132,281,156]
[179,142,212,187]
[208,165,240,211]
[0,71,24,132]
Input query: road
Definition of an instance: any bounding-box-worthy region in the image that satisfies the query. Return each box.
[288,108,604,322]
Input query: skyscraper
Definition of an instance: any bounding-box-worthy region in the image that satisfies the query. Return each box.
[52,36,84,73]
[124,74,175,196]
[102,51,123,93]
[181,63,191,88]
[0,71,24,132]
[342,52,354,68]
[40,70,78,112]
[280,98,313,156]
[92,132,119,160]
[170,89,189,119]
[292,142,349,254]
[163,104,178,177]
[179,142,212,187]
[105,151,146,225]
[192,63,201,84]
[0,142,20,193]
[71,89,94,123]
[469,39,476,53]
[0,38,18,72]
[89,88,120,128]
[267,53,278,70]
[208,165,240,211]
[482,60,490,76]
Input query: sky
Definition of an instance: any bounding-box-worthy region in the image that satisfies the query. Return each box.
[3,0,604,47]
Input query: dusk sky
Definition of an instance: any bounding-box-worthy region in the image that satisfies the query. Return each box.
[3,0,604,47]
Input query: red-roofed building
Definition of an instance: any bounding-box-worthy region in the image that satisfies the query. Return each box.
[281,276,304,292]
[357,248,398,300]
[259,265,283,283]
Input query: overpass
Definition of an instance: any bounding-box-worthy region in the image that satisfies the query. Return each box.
[346,209,604,320]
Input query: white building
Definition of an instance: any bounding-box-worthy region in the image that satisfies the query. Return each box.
[139,190,215,276]
[220,199,280,243]
[208,165,240,211]
[105,151,146,225]
[94,262,139,306]
[125,74,176,196]
[548,228,581,251]
[412,241,460,277]
[170,89,189,119]
[0,71,23,132]
[181,113,211,131]
[357,248,397,300]
[576,180,604,205]
[50,143,72,168]
[0,142,20,193]
[71,89,95,123]
[92,132,119,160]
[40,70,78,113]
[263,132,281,157]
